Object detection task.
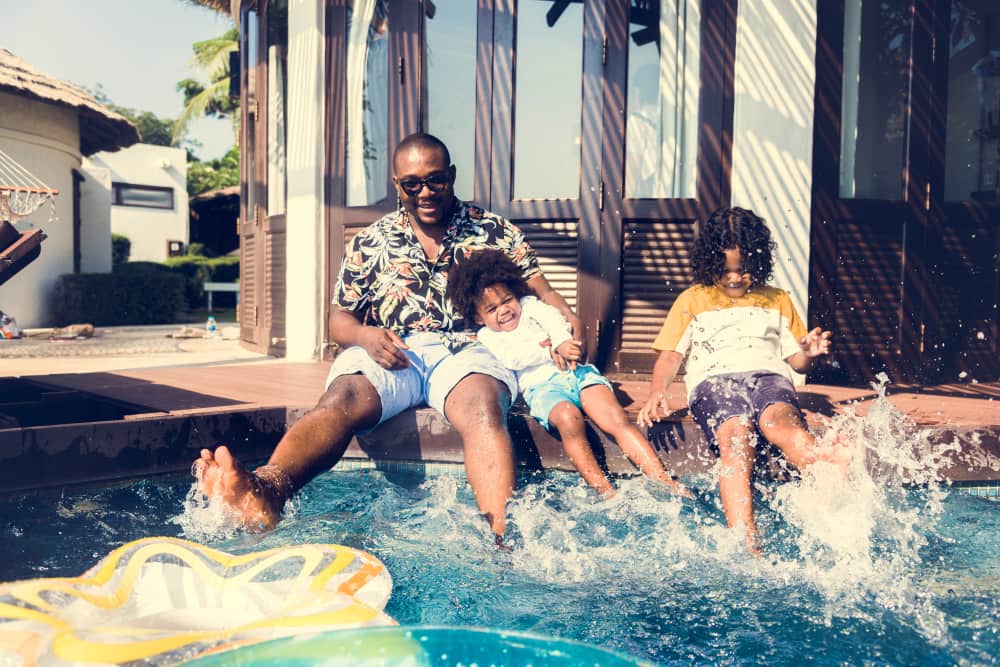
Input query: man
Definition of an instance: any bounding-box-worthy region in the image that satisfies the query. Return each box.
[195,132,581,538]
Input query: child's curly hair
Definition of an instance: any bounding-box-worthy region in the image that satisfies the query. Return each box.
[446,249,531,325]
[691,206,776,286]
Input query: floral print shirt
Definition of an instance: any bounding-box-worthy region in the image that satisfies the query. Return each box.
[333,201,541,349]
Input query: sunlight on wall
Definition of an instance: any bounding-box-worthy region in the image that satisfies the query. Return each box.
[285,0,326,361]
[731,0,817,322]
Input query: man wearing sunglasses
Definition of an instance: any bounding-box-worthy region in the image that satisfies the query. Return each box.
[195,132,581,542]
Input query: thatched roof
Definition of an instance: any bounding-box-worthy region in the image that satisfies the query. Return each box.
[0,49,140,156]
[191,185,239,204]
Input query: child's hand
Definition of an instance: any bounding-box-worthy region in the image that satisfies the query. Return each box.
[552,339,582,371]
[637,392,671,429]
[799,327,832,358]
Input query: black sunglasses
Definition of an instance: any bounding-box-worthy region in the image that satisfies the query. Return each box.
[395,172,451,196]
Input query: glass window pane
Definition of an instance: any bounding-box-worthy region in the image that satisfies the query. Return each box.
[945,1,1000,202]
[839,0,910,200]
[266,0,288,216]
[512,0,583,200]
[244,9,258,217]
[346,0,389,207]
[113,184,174,209]
[425,0,477,200]
[625,0,700,199]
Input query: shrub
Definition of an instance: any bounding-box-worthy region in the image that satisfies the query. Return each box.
[163,255,240,307]
[186,242,214,258]
[52,272,184,325]
[114,261,172,274]
[111,234,131,267]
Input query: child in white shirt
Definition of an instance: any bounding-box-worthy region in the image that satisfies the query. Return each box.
[447,249,687,498]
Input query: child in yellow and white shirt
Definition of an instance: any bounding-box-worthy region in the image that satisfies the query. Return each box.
[638,207,849,553]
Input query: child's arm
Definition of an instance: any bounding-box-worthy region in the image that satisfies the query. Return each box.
[638,350,684,428]
[525,296,581,369]
[785,327,832,373]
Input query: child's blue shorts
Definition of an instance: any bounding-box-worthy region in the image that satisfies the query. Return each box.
[324,331,518,431]
[688,371,805,452]
[522,363,612,429]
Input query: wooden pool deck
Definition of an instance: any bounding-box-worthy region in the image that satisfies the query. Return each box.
[1,360,997,493]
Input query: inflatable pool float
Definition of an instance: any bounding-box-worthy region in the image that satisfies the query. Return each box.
[178,625,658,666]
[0,536,394,666]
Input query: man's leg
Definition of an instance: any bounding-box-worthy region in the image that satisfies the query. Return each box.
[195,374,382,530]
[443,373,515,536]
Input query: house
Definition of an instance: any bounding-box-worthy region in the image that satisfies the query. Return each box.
[0,48,138,328]
[199,0,998,386]
[83,144,190,263]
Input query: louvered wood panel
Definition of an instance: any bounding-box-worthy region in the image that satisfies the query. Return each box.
[620,221,695,353]
[516,220,579,310]
[240,233,257,344]
[831,219,903,378]
[265,229,286,347]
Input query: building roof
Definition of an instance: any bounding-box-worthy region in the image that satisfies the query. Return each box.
[190,185,239,204]
[0,49,140,156]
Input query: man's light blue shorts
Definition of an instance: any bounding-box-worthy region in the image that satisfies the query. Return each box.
[324,331,518,429]
[522,363,612,429]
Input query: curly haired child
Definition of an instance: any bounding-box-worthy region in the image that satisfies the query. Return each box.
[448,249,688,498]
[638,206,849,553]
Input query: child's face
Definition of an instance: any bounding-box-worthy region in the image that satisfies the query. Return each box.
[474,284,522,332]
[716,247,752,298]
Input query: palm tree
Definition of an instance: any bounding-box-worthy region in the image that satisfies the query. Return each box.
[172,28,239,146]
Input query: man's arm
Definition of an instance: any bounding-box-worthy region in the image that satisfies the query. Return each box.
[330,308,410,370]
[526,273,584,367]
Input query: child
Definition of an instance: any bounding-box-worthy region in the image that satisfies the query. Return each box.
[447,249,687,498]
[638,206,847,552]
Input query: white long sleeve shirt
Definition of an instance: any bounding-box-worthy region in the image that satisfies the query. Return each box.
[476,296,574,393]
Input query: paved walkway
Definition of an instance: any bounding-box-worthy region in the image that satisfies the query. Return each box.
[0,323,276,376]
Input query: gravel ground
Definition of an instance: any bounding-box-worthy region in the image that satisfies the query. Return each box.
[0,323,244,358]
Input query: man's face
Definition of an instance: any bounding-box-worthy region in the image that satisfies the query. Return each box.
[393,145,456,226]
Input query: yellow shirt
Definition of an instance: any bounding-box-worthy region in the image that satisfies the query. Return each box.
[652,284,807,398]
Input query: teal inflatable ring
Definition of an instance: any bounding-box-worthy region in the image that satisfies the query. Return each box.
[179,625,657,666]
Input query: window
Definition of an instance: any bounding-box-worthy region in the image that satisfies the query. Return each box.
[112,183,175,209]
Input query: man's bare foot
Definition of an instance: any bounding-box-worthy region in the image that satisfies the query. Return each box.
[193,446,286,531]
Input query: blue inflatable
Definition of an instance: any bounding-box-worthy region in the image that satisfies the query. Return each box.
[178,625,657,666]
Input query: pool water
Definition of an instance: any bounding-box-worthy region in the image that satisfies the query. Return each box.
[2,390,998,666]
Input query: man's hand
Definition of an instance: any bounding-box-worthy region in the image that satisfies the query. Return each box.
[799,327,832,359]
[359,326,410,369]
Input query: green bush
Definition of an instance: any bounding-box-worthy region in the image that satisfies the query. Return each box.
[111,234,131,267]
[163,255,240,307]
[114,261,172,274]
[52,272,184,325]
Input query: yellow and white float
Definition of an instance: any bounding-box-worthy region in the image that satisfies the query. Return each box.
[0,536,395,666]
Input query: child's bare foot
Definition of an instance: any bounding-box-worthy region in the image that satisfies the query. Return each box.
[193,446,287,531]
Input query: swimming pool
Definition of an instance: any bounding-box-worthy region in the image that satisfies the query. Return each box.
[2,388,998,665]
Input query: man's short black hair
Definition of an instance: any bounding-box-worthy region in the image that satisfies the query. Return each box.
[393,132,452,170]
[446,249,531,325]
[691,206,776,286]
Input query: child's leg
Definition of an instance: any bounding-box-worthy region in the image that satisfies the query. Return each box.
[714,416,759,552]
[579,384,687,496]
[547,401,615,497]
[758,402,851,470]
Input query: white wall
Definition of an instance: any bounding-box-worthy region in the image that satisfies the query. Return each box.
[284,0,326,361]
[731,0,817,322]
[86,144,189,262]
[0,91,81,328]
